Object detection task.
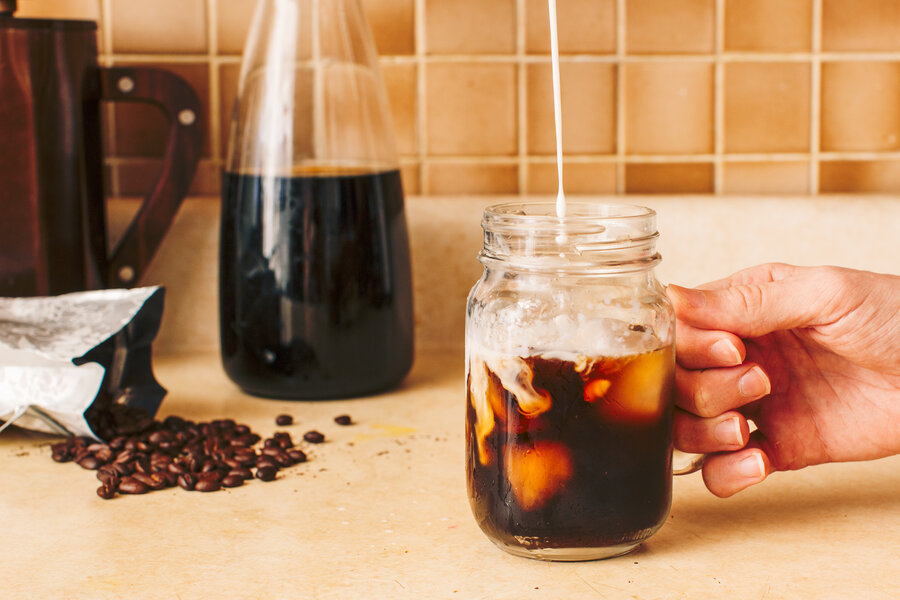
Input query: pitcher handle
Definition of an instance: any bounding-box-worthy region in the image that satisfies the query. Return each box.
[100,67,204,286]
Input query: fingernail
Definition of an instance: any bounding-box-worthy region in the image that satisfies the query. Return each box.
[713,417,743,446]
[737,453,766,479]
[739,366,771,398]
[668,285,706,309]
[710,339,742,366]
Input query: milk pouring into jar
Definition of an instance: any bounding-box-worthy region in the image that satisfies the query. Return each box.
[548,0,566,220]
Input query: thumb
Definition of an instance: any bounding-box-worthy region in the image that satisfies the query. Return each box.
[668,280,818,338]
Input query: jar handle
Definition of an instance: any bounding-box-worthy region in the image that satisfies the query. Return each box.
[673,450,707,476]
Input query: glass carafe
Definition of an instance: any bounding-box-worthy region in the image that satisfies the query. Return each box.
[220,0,414,399]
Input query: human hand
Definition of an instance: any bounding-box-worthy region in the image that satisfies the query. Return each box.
[668,263,900,497]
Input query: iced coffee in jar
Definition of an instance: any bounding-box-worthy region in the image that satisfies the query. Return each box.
[465,202,675,561]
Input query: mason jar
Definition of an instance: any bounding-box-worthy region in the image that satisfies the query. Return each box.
[465,202,676,561]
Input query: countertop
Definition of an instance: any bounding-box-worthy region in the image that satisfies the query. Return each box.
[2,194,899,598]
[2,351,899,599]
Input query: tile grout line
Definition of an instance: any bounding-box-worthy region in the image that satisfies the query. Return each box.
[516,0,527,194]
[713,0,725,193]
[101,51,900,65]
[105,149,900,166]
[615,0,626,193]
[414,0,428,194]
[809,0,823,194]
[207,0,223,177]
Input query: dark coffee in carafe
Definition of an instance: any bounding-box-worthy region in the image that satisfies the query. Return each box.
[219,168,413,399]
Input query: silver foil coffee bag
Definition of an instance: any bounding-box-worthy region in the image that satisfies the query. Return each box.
[0,287,166,440]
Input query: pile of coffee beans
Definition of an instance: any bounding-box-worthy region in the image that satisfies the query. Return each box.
[49,413,352,500]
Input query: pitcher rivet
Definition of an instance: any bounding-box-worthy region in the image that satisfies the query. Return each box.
[117,76,135,94]
[178,109,196,126]
[118,265,135,283]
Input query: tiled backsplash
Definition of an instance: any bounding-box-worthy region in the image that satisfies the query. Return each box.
[16,0,900,195]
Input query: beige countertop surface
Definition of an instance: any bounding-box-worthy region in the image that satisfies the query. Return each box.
[2,351,899,599]
[2,194,899,598]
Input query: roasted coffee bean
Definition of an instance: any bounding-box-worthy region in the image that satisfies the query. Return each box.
[200,460,219,473]
[233,452,257,467]
[131,472,156,487]
[275,414,293,426]
[177,473,197,491]
[255,466,278,481]
[50,443,72,462]
[256,456,278,469]
[114,449,135,464]
[118,477,149,495]
[263,438,279,449]
[334,415,353,426]
[134,456,152,475]
[97,484,116,500]
[195,478,221,492]
[287,449,308,464]
[97,466,119,484]
[273,432,294,449]
[77,456,102,470]
[148,431,169,445]
[198,471,223,483]
[303,430,325,444]
[94,446,113,463]
[228,468,253,481]
[112,462,132,476]
[221,475,245,488]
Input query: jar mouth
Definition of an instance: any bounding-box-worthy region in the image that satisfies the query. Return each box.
[484,202,655,233]
[480,202,660,273]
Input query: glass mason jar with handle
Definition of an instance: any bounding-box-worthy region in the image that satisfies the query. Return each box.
[220,0,414,400]
[466,202,699,561]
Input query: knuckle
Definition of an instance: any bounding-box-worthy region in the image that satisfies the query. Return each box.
[691,379,718,417]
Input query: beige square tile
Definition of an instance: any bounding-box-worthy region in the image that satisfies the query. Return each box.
[216,0,255,55]
[425,0,516,54]
[400,163,421,195]
[823,0,900,52]
[426,63,517,156]
[526,63,616,155]
[14,0,100,20]
[113,62,212,158]
[526,162,617,194]
[725,0,812,52]
[724,62,810,153]
[819,160,900,193]
[425,163,518,194]
[625,62,713,154]
[116,158,219,197]
[821,62,900,152]
[626,0,715,54]
[382,63,418,156]
[525,0,616,54]
[625,163,713,193]
[111,0,207,54]
[362,0,415,55]
[722,162,810,194]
